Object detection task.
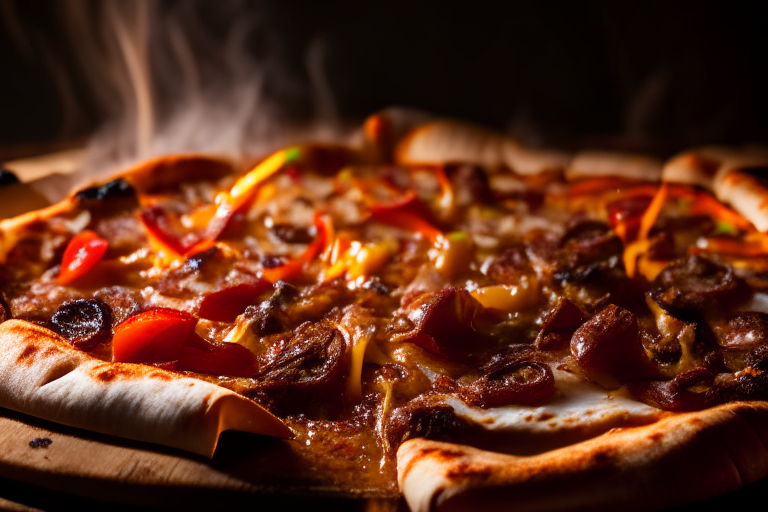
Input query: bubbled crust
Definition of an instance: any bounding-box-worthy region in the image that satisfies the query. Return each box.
[395,119,571,176]
[398,401,768,512]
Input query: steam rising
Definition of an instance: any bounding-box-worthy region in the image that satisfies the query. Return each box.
[59,0,349,181]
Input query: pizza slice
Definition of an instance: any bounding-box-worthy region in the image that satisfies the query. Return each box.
[1,111,768,510]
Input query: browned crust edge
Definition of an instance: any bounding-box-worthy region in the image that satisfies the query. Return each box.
[395,119,571,176]
[0,319,292,457]
[397,401,768,512]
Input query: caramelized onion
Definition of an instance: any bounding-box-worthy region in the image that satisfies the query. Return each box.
[628,368,718,411]
[398,287,488,361]
[257,320,347,404]
[385,396,472,449]
[50,299,113,350]
[465,356,555,408]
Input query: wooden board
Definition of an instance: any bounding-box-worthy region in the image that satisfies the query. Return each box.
[0,407,400,511]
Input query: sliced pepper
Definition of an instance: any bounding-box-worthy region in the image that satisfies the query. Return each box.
[58,230,109,285]
[206,147,301,239]
[368,192,442,242]
[140,206,196,260]
[261,212,333,283]
[112,308,197,363]
[112,308,257,377]
[178,333,257,377]
[198,281,272,323]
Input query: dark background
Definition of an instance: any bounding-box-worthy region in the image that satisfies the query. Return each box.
[1,0,768,159]
[2,1,768,510]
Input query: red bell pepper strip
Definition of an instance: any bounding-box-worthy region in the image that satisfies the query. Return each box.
[178,333,257,377]
[261,212,333,283]
[197,281,272,323]
[140,206,203,257]
[112,308,258,377]
[369,193,443,242]
[112,308,197,363]
[58,230,109,285]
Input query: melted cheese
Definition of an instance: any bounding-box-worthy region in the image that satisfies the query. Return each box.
[448,370,662,435]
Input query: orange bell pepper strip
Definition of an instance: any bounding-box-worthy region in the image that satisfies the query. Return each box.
[58,230,109,285]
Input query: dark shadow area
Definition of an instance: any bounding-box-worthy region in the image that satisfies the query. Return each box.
[1,0,767,154]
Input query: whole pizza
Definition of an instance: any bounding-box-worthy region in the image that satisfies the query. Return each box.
[2,110,768,510]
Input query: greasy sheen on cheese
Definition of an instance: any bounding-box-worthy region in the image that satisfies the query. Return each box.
[2,127,768,492]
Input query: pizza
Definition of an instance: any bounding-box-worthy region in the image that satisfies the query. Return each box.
[2,109,768,510]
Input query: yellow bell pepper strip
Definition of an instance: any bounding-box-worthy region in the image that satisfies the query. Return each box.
[434,231,474,278]
[206,147,301,240]
[260,212,333,283]
[621,183,668,279]
[322,239,398,283]
[434,166,454,213]
[364,113,394,161]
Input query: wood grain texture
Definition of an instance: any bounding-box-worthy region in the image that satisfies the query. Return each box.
[0,407,399,510]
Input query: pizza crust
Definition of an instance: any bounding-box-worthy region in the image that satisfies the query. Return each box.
[565,150,662,182]
[0,319,291,457]
[395,119,571,175]
[661,146,768,231]
[397,401,768,512]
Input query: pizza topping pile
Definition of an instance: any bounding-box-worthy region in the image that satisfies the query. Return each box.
[2,126,768,490]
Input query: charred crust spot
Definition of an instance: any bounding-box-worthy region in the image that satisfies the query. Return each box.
[16,345,39,365]
[537,412,555,421]
[75,178,136,202]
[590,447,616,465]
[446,463,492,480]
[0,169,21,187]
[96,368,118,382]
[421,447,464,460]
[148,371,173,382]
[648,432,664,442]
